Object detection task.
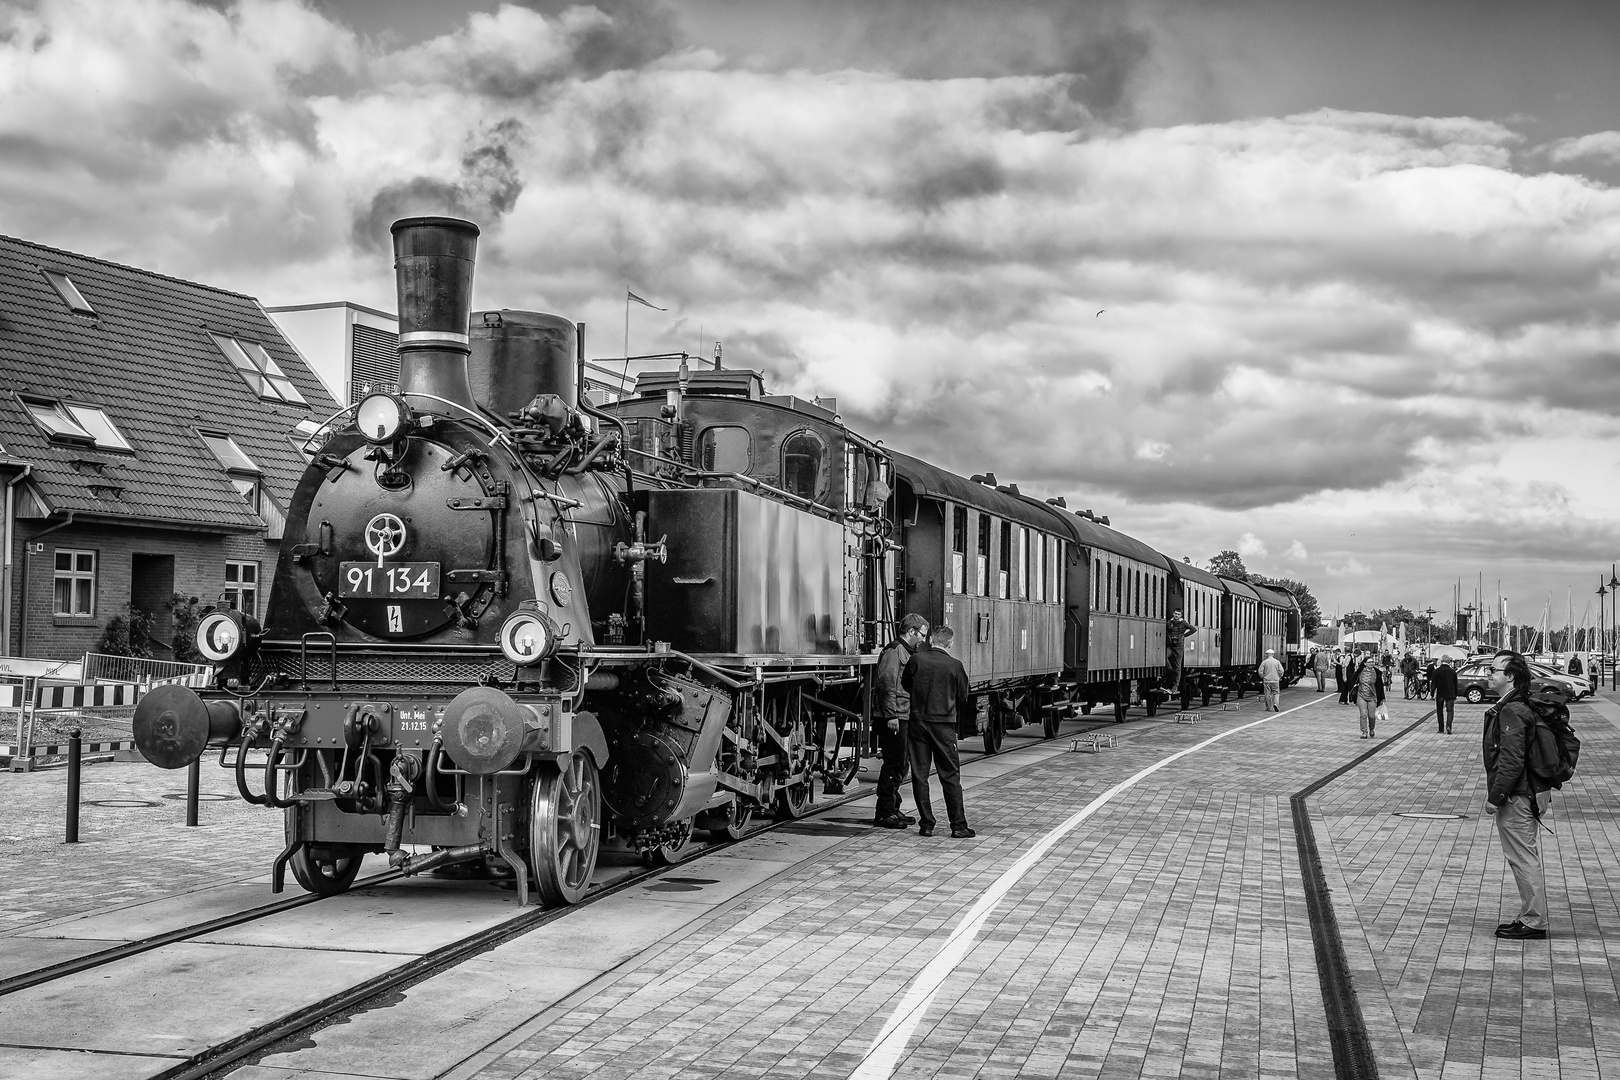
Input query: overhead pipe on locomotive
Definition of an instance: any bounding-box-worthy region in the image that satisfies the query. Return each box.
[133,215,883,904]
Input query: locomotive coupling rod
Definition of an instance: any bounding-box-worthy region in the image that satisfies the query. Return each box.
[657,648,753,690]
[802,692,861,722]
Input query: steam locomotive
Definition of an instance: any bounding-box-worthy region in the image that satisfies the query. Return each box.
[132,215,1303,906]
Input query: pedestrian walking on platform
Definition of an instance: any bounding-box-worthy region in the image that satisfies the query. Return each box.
[1355,653,1384,737]
[872,613,926,829]
[1433,656,1458,734]
[1312,647,1331,693]
[902,625,975,839]
[1568,654,1583,678]
[1483,650,1553,940]
[1339,651,1357,706]
[1259,649,1284,711]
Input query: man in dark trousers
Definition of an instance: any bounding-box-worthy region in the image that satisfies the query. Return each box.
[873,613,927,828]
[902,625,975,838]
[1432,655,1458,734]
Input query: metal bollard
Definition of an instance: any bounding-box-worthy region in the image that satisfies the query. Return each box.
[65,729,81,844]
[186,756,201,827]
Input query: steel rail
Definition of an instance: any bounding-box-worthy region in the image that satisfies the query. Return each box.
[176,723,1097,1080]
[0,869,406,998]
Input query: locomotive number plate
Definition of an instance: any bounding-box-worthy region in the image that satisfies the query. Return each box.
[339,561,442,598]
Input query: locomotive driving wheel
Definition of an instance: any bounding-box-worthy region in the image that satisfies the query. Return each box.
[698,798,753,841]
[283,807,364,896]
[773,723,816,820]
[528,749,602,907]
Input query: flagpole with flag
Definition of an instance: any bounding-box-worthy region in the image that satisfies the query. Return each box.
[624,289,668,384]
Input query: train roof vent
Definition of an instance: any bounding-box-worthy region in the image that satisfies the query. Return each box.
[1046,496,1067,507]
[761,393,837,420]
[636,368,764,399]
[970,472,997,486]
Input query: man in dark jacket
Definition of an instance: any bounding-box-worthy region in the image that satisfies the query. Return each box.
[1432,657,1458,734]
[1483,650,1552,940]
[1401,652,1420,698]
[872,614,927,828]
[902,625,975,838]
[1568,654,1583,677]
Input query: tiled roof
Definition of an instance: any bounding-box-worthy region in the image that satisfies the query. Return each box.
[0,235,340,531]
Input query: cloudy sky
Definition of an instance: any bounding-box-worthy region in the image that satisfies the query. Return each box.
[4,0,1620,631]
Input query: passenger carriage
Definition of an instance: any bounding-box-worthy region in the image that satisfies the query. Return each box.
[1166,559,1226,708]
[886,454,1066,753]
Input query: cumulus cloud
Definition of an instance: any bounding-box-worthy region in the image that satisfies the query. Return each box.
[1546,131,1620,166]
[1286,540,1308,561]
[1237,532,1268,559]
[1324,557,1373,578]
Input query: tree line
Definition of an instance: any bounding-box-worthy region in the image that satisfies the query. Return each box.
[1202,550,1322,637]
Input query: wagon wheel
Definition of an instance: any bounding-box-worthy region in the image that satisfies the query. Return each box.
[1145,691,1158,717]
[283,807,364,896]
[1113,698,1128,723]
[642,816,696,867]
[1041,700,1061,740]
[1220,686,1230,703]
[1200,683,1213,706]
[528,749,602,907]
[1180,683,1192,711]
[698,798,754,841]
[773,710,816,820]
[982,710,1004,754]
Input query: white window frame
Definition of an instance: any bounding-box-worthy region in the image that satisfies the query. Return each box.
[43,269,96,316]
[224,560,259,619]
[25,400,132,451]
[53,548,96,617]
[210,332,308,405]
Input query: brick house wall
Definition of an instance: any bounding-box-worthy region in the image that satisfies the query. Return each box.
[12,521,279,660]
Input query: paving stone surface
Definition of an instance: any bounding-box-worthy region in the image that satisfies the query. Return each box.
[0,752,285,932]
[439,686,1620,1080]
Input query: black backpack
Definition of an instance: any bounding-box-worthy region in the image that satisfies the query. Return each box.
[1525,698,1580,792]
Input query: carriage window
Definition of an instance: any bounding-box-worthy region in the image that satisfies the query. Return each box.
[977,513,991,596]
[1056,542,1064,604]
[951,506,967,594]
[699,426,752,473]
[780,430,824,501]
[998,521,1012,599]
[1115,563,1123,612]
[1018,527,1029,600]
[1135,569,1142,616]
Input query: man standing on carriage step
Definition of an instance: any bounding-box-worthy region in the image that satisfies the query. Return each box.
[873,613,926,829]
[902,625,975,838]
[1160,608,1196,698]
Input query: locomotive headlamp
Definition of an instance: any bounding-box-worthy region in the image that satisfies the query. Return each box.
[500,610,561,666]
[356,393,411,444]
[196,609,256,662]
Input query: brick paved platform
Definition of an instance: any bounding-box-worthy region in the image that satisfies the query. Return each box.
[244,686,1617,1080]
[10,686,1620,1079]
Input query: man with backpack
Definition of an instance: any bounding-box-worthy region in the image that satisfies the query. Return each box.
[1483,649,1580,940]
[1433,656,1458,733]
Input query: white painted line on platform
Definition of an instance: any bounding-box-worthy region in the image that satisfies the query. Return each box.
[850,694,1324,1080]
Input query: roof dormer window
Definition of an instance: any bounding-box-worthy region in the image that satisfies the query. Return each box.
[25,400,132,451]
[42,270,96,316]
[198,430,263,513]
[209,332,308,406]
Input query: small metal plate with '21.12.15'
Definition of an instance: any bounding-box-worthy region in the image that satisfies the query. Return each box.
[338,561,442,598]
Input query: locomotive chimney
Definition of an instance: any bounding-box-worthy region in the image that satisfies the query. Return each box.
[391,216,481,415]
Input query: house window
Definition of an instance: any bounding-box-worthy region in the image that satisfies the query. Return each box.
[951,506,966,594]
[699,426,752,473]
[976,513,990,597]
[25,400,132,451]
[53,549,95,616]
[210,332,308,405]
[199,431,263,514]
[780,430,824,501]
[224,561,259,619]
[43,270,96,316]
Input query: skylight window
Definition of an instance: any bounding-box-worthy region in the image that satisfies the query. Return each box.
[199,431,260,474]
[43,270,96,316]
[209,332,308,406]
[25,400,132,451]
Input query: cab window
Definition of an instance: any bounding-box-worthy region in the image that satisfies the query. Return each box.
[699,426,752,473]
[780,430,824,501]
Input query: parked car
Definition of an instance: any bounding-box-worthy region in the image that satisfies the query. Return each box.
[1455,658,1590,704]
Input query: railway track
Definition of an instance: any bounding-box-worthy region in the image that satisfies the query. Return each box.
[5,719,1110,1080]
